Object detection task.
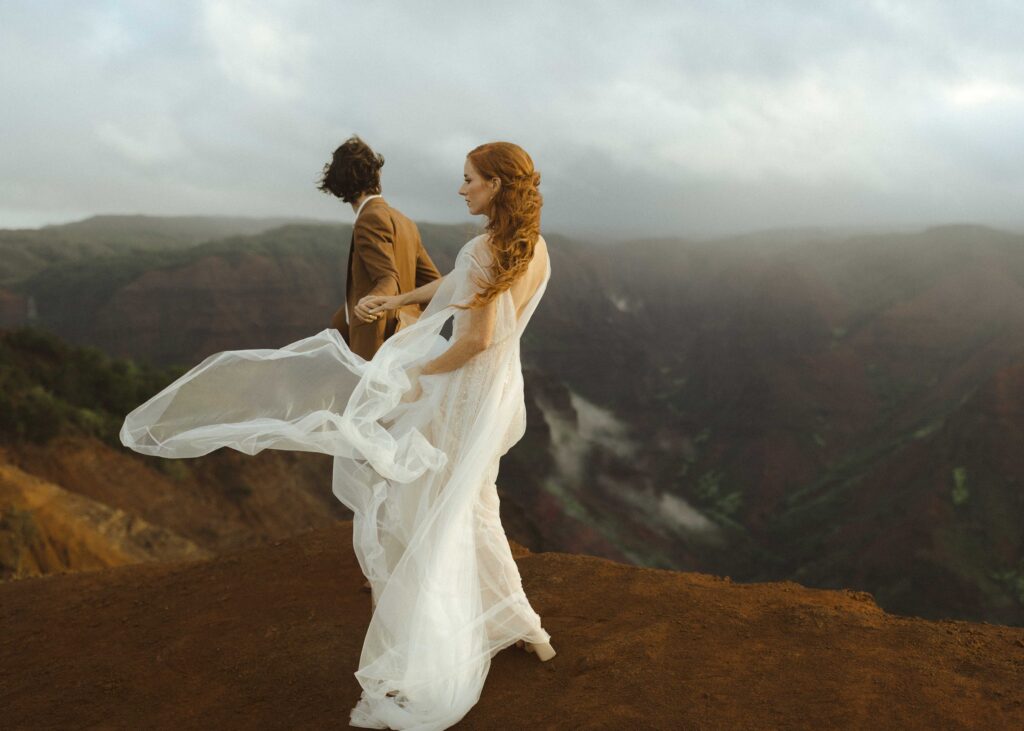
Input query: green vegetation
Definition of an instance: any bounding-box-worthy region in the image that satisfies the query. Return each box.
[691,468,744,520]
[0,215,322,285]
[653,370,689,414]
[694,469,724,499]
[990,560,1024,605]
[951,466,969,506]
[16,249,189,314]
[539,477,593,529]
[913,417,945,439]
[865,362,920,412]
[0,327,183,445]
[10,223,355,316]
[154,459,192,482]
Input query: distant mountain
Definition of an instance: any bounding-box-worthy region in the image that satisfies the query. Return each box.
[5,219,1024,625]
[0,213,333,285]
[32,213,332,242]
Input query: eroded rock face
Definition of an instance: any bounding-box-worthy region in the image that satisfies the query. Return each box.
[0,462,210,579]
[92,252,347,365]
[0,435,347,577]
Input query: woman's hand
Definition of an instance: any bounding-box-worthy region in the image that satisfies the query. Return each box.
[419,360,439,376]
[400,364,424,403]
[356,294,401,323]
[400,378,423,403]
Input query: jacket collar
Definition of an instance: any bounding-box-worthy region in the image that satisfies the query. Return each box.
[354,194,385,220]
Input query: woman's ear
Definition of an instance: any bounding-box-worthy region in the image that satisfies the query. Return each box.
[489,177,502,195]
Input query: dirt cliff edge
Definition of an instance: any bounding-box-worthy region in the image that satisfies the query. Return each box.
[2,521,1022,729]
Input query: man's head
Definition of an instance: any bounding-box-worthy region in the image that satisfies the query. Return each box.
[317,135,384,203]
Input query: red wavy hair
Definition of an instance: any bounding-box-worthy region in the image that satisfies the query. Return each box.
[454,141,542,310]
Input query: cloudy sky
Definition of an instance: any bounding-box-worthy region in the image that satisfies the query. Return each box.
[2,0,1023,238]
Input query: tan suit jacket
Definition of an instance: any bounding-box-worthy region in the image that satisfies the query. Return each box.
[332,197,441,360]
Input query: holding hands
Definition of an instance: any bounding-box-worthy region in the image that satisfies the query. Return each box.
[355,294,402,323]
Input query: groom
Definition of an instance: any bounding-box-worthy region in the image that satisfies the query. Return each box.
[318,135,441,361]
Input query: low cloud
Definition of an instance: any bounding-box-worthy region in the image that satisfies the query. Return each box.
[2,0,1022,237]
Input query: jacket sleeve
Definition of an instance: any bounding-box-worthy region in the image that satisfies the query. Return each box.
[353,209,401,297]
[414,237,442,288]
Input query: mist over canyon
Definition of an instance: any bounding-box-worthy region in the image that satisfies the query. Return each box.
[3,215,1024,626]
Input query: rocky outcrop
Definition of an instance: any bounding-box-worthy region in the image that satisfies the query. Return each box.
[0,435,347,563]
[0,462,209,579]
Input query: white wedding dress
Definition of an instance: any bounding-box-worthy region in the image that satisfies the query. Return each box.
[121,233,553,730]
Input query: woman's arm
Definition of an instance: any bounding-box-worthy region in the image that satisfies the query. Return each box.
[420,293,497,375]
[357,274,446,322]
[400,274,445,307]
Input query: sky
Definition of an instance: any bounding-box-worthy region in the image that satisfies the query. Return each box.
[2,0,1023,239]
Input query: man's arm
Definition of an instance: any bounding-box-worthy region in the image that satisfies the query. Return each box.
[414,238,442,288]
[354,210,400,297]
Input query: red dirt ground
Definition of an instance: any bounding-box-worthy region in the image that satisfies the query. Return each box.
[3,521,1023,730]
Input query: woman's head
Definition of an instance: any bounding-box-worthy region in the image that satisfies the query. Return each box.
[459,142,541,218]
[316,135,384,203]
[455,142,543,310]
[458,157,497,216]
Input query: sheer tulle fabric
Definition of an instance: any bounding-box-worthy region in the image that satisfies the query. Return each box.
[121,235,551,730]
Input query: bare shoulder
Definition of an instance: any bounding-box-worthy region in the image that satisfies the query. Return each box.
[464,233,490,259]
[535,234,548,258]
[466,234,547,274]
[531,235,550,272]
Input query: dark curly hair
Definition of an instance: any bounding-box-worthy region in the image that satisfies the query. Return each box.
[316,135,384,203]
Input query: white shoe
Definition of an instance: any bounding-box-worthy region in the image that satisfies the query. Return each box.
[514,636,556,662]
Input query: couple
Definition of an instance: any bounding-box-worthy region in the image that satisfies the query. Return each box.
[120,137,555,730]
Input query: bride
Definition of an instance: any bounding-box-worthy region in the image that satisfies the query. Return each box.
[120,141,556,730]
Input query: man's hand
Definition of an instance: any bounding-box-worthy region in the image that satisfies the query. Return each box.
[357,294,400,323]
[352,300,380,323]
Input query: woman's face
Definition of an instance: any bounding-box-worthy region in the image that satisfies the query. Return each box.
[459,158,498,216]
